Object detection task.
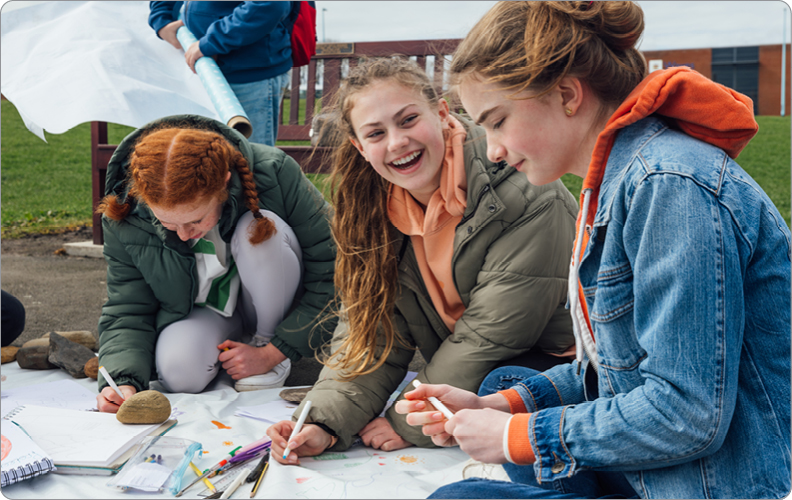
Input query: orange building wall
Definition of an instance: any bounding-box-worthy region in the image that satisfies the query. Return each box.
[758,44,791,116]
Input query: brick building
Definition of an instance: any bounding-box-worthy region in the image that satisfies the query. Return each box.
[642,44,791,116]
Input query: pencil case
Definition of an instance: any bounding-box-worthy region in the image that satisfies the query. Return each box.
[107,435,202,495]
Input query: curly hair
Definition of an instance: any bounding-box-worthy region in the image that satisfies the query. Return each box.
[97,126,275,244]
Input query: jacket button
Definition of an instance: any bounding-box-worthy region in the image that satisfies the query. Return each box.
[488,204,496,213]
[551,462,564,474]
[467,226,473,235]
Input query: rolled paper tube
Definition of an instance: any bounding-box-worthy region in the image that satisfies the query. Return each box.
[227,115,253,139]
[175,22,252,138]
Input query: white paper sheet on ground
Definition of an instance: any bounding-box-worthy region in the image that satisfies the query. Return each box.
[1,379,99,416]
[0,1,218,141]
[0,362,471,499]
[235,399,299,424]
[259,445,468,499]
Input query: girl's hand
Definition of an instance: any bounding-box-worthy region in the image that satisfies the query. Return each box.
[96,385,137,413]
[359,417,412,452]
[446,408,512,464]
[266,421,333,466]
[217,340,285,380]
[394,382,480,447]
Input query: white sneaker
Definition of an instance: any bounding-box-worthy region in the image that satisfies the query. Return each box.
[234,358,292,392]
[462,458,511,481]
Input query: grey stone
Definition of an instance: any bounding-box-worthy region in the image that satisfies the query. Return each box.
[48,332,96,378]
[279,387,311,403]
[17,344,58,370]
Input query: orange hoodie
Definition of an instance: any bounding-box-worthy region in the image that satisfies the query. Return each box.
[503,67,759,465]
[388,115,469,333]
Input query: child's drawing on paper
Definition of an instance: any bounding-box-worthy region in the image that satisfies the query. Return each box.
[260,445,468,499]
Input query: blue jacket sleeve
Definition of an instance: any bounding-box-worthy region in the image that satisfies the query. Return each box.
[148,1,182,37]
[508,361,587,412]
[198,2,292,57]
[527,173,746,481]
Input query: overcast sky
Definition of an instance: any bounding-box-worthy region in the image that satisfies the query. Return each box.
[1,1,790,52]
[317,1,790,51]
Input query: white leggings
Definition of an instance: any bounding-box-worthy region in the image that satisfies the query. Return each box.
[155,210,303,393]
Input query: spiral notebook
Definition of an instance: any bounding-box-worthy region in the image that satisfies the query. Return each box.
[3,405,177,475]
[1,420,55,487]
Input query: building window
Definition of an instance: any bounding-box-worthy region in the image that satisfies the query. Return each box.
[711,47,759,112]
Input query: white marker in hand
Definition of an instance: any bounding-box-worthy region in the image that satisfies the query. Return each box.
[283,400,312,460]
[98,366,126,401]
[412,380,454,420]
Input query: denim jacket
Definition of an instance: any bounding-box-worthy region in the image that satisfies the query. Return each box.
[508,112,791,498]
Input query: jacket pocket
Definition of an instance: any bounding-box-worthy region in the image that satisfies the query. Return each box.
[589,264,646,396]
[590,263,634,323]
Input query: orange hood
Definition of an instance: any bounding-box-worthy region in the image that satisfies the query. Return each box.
[579,66,758,235]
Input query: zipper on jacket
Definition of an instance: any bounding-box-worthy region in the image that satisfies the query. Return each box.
[457,184,491,228]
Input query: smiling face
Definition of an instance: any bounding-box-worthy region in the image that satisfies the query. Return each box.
[348,80,450,205]
[149,195,224,241]
[457,76,587,186]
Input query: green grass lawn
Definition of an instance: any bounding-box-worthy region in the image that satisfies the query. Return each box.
[1,98,789,238]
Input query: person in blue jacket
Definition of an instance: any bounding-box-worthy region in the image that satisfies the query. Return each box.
[149,1,298,146]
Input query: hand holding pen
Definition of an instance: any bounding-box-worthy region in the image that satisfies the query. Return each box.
[395,381,513,455]
[95,366,137,413]
[266,401,335,465]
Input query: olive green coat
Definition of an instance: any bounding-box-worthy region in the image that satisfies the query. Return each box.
[298,116,578,449]
[97,115,337,392]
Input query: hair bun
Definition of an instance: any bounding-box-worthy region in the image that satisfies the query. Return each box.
[572,1,644,52]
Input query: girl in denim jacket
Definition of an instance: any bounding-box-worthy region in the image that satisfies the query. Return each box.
[397,2,791,499]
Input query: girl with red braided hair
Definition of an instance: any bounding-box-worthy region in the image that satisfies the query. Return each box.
[95,115,337,412]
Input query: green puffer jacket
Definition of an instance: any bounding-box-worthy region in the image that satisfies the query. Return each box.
[97,115,337,392]
[298,115,578,449]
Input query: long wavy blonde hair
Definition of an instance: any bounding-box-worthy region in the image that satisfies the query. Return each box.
[322,57,441,380]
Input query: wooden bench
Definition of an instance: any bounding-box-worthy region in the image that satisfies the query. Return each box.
[90,38,461,244]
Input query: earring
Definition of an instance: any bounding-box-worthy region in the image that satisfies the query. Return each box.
[565,108,574,116]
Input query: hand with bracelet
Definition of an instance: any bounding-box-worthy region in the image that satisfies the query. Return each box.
[265,421,338,465]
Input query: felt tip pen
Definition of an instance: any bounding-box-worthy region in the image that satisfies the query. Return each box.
[246,450,269,483]
[98,365,126,401]
[412,380,455,420]
[283,400,312,460]
[248,451,270,498]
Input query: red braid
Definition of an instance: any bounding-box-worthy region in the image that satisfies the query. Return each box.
[109,126,276,245]
[231,149,276,244]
